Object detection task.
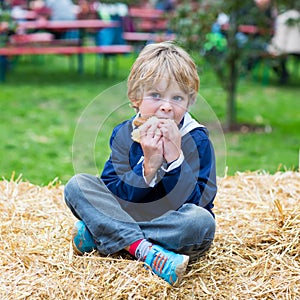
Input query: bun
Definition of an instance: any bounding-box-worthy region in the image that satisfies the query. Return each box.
[133,117,148,127]
[131,116,159,143]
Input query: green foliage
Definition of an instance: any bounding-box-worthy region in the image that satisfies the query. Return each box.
[170,1,217,52]
[171,0,273,79]
[204,32,227,52]
[170,0,284,129]
[277,0,300,11]
[285,15,300,26]
[0,8,17,46]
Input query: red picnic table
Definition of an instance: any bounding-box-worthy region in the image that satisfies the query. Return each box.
[0,19,133,80]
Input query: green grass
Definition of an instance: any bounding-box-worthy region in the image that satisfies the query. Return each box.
[0,53,299,185]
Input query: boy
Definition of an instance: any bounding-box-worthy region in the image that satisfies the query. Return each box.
[64,41,217,286]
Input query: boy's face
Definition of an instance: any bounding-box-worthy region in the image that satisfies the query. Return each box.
[139,80,189,124]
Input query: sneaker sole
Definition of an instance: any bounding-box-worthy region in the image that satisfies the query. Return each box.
[173,255,189,286]
[71,224,84,255]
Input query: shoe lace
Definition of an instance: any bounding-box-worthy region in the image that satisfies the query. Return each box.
[152,253,168,274]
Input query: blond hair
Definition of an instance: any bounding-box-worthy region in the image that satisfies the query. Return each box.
[127,41,200,111]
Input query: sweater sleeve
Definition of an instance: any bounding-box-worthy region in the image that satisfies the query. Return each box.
[155,128,217,211]
[101,121,155,202]
[101,121,217,214]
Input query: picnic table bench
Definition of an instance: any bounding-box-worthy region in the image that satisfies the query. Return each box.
[0,8,176,81]
[0,19,134,81]
[127,7,168,32]
[122,7,175,46]
[0,42,133,81]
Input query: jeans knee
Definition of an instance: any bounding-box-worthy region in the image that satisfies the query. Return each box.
[64,173,95,220]
[64,175,77,199]
[183,204,216,241]
[64,174,87,203]
[201,210,216,241]
[176,205,216,260]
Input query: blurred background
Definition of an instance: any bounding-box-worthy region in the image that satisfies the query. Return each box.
[0,0,299,185]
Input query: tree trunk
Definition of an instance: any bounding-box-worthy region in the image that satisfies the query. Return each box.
[225,9,239,131]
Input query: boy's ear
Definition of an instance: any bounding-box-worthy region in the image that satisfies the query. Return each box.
[130,100,140,112]
[189,95,196,107]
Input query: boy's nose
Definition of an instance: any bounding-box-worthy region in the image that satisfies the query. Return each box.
[160,99,172,112]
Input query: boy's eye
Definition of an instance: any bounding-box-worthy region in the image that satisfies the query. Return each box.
[173,95,183,102]
[150,93,161,100]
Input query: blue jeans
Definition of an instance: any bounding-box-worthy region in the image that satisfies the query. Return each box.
[64,174,216,262]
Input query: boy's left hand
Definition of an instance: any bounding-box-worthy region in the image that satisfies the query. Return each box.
[158,119,181,163]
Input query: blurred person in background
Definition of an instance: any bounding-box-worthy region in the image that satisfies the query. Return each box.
[267,9,300,83]
[45,0,77,21]
[45,0,79,40]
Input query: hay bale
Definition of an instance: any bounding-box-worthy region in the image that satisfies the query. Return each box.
[0,171,299,299]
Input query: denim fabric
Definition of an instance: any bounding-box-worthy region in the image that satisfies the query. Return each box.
[64,173,216,260]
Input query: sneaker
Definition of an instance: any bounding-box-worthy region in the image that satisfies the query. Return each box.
[72,220,97,255]
[144,244,189,286]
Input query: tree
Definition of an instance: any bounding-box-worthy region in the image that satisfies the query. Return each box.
[170,0,279,131]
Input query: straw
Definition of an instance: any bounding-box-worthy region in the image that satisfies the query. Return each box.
[0,170,299,299]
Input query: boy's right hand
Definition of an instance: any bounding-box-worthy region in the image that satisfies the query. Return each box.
[139,120,164,183]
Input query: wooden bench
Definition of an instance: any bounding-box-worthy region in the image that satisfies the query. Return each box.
[9,32,54,44]
[0,44,133,81]
[122,7,174,47]
[0,45,133,55]
[123,32,175,43]
[127,7,168,32]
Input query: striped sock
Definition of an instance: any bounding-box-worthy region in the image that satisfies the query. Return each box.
[128,239,152,261]
[134,239,152,261]
[128,239,143,256]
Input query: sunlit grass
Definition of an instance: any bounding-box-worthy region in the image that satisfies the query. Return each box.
[0,53,299,184]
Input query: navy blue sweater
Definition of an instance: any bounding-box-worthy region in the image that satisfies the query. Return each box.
[101,113,217,221]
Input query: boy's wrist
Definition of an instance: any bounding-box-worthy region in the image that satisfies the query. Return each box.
[162,151,184,171]
[143,161,160,182]
[142,151,184,186]
[165,154,180,165]
[143,164,158,186]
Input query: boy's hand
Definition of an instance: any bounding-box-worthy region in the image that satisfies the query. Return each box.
[158,119,181,163]
[139,120,164,182]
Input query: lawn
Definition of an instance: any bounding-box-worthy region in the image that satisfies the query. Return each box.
[0,53,299,185]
